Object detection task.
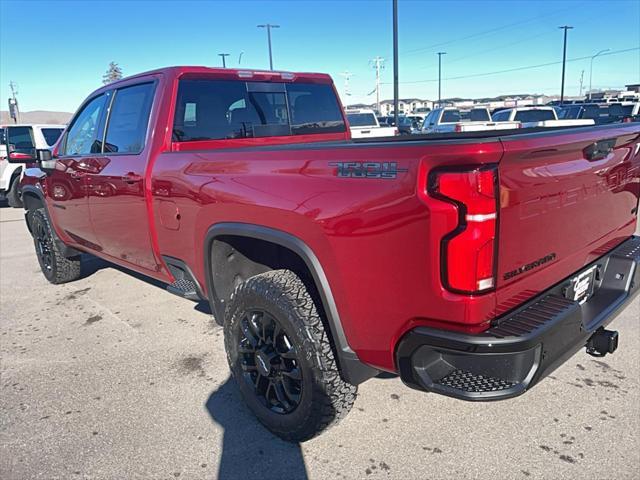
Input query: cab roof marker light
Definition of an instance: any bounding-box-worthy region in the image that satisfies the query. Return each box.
[237,71,254,78]
[281,72,295,80]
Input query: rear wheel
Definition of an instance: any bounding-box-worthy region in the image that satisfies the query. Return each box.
[224,269,357,442]
[30,208,81,284]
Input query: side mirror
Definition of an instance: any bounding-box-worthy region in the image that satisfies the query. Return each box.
[5,127,36,163]
[4,128,56,169]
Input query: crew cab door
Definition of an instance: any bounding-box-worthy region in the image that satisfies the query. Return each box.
[86,82,159,272]
[48,93,109,249]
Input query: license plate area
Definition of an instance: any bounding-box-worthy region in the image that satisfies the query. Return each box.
[563,265,598,304]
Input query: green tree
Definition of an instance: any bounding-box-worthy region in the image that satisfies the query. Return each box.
[102,62,123,85]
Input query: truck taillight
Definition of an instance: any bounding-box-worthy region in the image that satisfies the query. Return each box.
[429,166,499,294]
[454,124,463,133]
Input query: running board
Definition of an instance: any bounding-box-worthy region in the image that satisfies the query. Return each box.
[163,256,204,301]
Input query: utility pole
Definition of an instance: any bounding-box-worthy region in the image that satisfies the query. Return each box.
[8,81,19,124]
[558,25,573,104]
[339,71,353,98]
[578,69,585,97]
[437,52,447,107]
[392,0,399,127]
[370,56,385,114]
[589,49,609,101]
[257,24,280,70]
[218,53,230,68]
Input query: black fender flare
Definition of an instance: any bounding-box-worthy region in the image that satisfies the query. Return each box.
[204,222,378,385]
[21,184,81,258]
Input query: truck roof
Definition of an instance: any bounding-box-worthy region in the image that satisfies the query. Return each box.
[101,66,335,89]
[0,124,66,128]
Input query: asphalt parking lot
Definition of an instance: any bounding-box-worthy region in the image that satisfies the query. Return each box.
[0,204,638,480]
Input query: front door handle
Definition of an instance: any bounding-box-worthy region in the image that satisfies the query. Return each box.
[122,173,143,184]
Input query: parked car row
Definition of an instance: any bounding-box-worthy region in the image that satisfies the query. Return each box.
[342,101,639,138]
[0,124,65,207]
[557,102,640,124]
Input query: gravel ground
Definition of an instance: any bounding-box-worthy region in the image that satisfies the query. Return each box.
[1,205,639,480]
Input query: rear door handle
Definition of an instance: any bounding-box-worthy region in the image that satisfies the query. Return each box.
[584,139,616,161]
[122,173,143,184]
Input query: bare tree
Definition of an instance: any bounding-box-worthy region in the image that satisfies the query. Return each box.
[102,62,123,85]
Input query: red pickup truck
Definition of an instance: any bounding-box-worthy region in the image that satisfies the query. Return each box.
[6,67,640,441]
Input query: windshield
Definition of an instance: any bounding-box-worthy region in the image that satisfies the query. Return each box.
[513,110,556,122]
[346,113,378,127]
[41,127,64,147]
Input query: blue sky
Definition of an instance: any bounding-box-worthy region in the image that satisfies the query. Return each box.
[1,0,639,112]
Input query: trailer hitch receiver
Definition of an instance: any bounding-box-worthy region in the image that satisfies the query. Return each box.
[586,328,618,357]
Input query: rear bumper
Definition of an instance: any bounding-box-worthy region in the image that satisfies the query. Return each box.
[396,235,640,401]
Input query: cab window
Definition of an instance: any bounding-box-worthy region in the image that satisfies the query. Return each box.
[103,82,155,154]
[63,94,108,155]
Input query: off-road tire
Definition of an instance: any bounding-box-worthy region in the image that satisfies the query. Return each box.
[30,208,81,284]
[224,269,357,442]
[7,176,23,208]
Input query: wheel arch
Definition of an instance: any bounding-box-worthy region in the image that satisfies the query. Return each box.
[21,185,80,258]
[204,222,378,385]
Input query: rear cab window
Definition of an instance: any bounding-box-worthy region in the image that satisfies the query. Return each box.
[40,128,64,147]
[514,109,556,122]
[345,113,378,127]
[173,79,346,142]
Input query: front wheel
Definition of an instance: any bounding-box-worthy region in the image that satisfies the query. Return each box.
[224,269,357,442]
[30,208,81,284]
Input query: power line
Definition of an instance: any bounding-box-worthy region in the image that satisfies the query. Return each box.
[445,29,553,65]
[381,47,639,85]
[401,4,579,56]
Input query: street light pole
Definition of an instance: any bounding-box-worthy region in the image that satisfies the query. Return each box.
[437,52,446,107]
[558,25,573,104]
[589,49,610,101]
[392,0,399,128]
[218,53,230,68]
[257,24,280,70]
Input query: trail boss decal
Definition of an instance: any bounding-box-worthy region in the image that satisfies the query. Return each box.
[329,162,408,179]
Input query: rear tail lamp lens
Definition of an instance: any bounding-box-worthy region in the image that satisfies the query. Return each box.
[429,166,498,294]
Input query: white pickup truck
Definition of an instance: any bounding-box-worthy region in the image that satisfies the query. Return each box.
[0,124,65,207]
[492,106,595,128]
[345,109,397,138]
[420,107,520,134]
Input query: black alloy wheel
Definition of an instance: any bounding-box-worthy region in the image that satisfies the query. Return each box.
[237,310,303,414]
[34,216,54,273]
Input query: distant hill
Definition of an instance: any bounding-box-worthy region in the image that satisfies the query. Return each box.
[1,110,73,125]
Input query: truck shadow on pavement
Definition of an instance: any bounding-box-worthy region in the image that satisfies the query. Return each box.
[206,377,309,480]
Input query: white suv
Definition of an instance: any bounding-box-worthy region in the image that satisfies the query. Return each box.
[0,124,65,207]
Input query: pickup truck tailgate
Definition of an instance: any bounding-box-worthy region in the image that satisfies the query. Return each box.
[495,125,640,315]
